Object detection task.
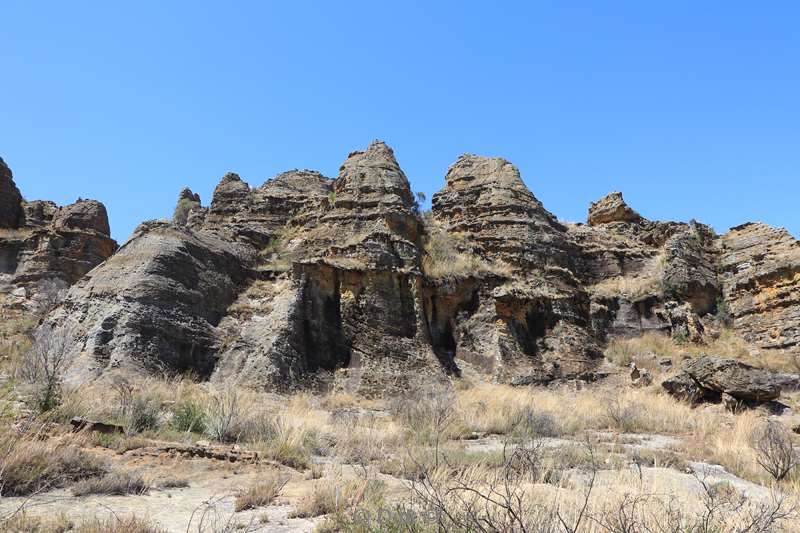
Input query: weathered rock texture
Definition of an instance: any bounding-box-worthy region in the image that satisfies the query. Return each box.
[0,157,24,229]
[718,223,800,351]
[588,191,642,226]
[0,158,117,307]
[662,356,782,405]
[428,155,599,383]
[21,141,800,392]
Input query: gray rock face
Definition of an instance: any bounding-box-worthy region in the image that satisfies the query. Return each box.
[43,222,248,381]
[661,222,719,314]
[0,157,24,229]
[173,188,202,226]
[52,199,111,236]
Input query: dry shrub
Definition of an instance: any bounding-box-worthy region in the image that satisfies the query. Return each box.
[71,470,150,496]
[456,383,699,437]
[330,411,402,465]
[289,479,341,518]
[750,420,800,481]
[290,478,386,519]
[205,385,243,443]
[0,438,106,496]
[390,381,464,444]
[234,474,288,511]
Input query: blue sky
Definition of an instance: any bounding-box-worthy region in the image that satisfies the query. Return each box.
[2,1,798,241]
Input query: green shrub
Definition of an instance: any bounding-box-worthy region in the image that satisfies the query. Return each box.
[170,400,207,434]
[127,396,161,434]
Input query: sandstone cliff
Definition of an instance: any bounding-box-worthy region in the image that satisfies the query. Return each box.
[11,143,797,392]
[0,158,117,309]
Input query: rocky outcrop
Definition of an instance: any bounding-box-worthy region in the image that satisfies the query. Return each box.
[212,142,436,393]
[0,159,117,306]
[588,192,641,226]
[26,141,800,393]
[718,223,800,352]
[173,188,202,226]
[43,221,248,381]
[429,155,600,382]
[662,356,782,406]
[0,157,24,229]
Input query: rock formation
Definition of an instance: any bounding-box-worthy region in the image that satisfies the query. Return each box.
[0,159,117,309]
[588,191,642,226]
[662,356,782,407]
[15,141,798,393]
[718,223,800,352]
[0,157,24,229]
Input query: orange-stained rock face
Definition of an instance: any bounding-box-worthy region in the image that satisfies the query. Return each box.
[719,223,800,352]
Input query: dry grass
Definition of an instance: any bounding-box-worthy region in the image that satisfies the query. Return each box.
[589,253,666,299]
[0,438,106,496]
[70,470,150,497]
[234,474,287,511]
[604,329,795,373]
[422,226,514,280]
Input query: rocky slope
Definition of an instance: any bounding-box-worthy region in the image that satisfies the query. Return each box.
[5,143,796,392]
[0,157,117,308]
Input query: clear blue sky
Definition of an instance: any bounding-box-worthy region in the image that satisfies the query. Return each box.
[2,1,798,241]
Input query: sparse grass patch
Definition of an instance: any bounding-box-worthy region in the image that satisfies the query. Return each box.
[421,225,514,281]
[234,474,288,511]
[0,438,106,496]
[71,470,150,497]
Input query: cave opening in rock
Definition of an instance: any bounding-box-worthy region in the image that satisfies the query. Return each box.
[302,285,351,373]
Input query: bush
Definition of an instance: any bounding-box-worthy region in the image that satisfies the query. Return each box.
[111,380,161,434]
[750,421,799,481]
[510,406,561,438]
[205,386,242,443]
[234,475,288,512]
[170,400,207,434]
[127,396,161,434]
[18,323,78,413]
[71,471,150,496]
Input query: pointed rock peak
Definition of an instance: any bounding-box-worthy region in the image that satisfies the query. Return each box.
[443,154,530,195]
[588,191,642,226]
[174,188,202,225]
[0,156,24,229]
[212,172,249,197]
[178,187,201,203]
[218,172,245,185]
[336,141,413,208]
[341,140,400,170]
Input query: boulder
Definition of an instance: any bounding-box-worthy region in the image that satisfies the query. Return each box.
[588,192,642,226]
[662,356,782,405]
[681,356,781,403]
